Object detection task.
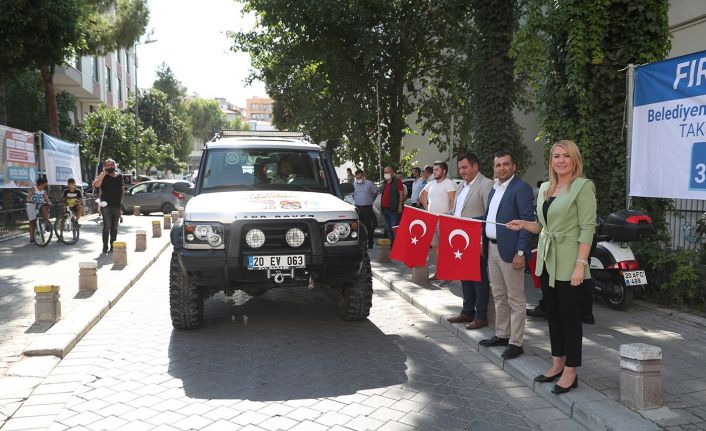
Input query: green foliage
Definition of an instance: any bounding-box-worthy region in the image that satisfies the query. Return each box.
[512,0,671,217]
[186,98,225,142]
[153,63,187,112]
[134,89,191,167]
[81,0,150,55]
[232,0,456,171]
[415,0,530,175]
[224,116,251,131]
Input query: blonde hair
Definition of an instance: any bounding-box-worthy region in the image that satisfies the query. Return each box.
[545,140,584,198]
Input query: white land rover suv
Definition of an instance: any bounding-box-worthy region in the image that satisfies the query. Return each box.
[169,131,373,329]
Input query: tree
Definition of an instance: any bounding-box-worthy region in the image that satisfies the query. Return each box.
[232,0,454,170]
[186,98,224,142]
[512,0,671,216]
[134,89,191,168]
[153,63,187,112]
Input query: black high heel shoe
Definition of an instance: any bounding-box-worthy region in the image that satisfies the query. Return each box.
[534,370,563,383]
[551,377,578,394]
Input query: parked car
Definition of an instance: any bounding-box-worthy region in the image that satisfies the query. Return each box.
[122,180,192,215]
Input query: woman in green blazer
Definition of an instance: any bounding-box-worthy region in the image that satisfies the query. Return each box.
[507,140,596,395]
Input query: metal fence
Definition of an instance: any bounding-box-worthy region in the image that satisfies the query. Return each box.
[0,208,30,239]
[666,198,706,250]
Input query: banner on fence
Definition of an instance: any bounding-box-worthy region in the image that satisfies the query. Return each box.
[0,125,37,188]
[630,50,706,199]
[42,133,82,186]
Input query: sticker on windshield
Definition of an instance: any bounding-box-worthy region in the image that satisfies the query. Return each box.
[225,152,240,165]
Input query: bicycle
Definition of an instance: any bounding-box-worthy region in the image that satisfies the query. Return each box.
[54,205,80,245]
[32,203,53,247]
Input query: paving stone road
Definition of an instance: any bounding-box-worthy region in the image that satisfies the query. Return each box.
[1,250,587,431]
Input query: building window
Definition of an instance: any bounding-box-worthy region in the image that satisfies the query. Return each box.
[75,55,82,71]
[118,78,123,100]
[126,50,130,73]
[105,66,112,92]
[116,49,121,64]
[93,57,100,81]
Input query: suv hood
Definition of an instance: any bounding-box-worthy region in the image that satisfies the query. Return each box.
[184,190,357,224]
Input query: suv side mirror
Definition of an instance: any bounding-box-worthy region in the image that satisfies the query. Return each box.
[340,182,354,194]
[173,182,190,194]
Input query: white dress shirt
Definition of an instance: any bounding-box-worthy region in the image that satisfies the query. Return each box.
[485,175,514,239]
[453,174,478,217]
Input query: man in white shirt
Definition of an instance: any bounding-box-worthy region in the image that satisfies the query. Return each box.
[479,151,535,360]
[420,161,456,279]
[446,153,494,329]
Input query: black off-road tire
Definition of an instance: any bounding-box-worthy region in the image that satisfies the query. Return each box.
[336,252,373,320]
[169,250,204,329]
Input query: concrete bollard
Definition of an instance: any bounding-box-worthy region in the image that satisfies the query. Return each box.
[78,262,98,291]
[133,205,140,216]
[412,266,429,284]
[135,230,147,251]
[34,285,61,323]
[377,239,392,262]
[163,214,172,230]
[620,343,662,410]
[171,210,179,223]
[178,206,184,218]
[152,220,162,237]
[112,241,127,267]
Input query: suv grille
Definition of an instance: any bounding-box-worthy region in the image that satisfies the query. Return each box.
[240,222,311,252]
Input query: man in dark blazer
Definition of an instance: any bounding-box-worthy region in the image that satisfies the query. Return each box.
[479,150,535,360]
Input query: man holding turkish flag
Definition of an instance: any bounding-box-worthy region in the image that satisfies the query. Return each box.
[436,214,483,281]
[389,206,438,268]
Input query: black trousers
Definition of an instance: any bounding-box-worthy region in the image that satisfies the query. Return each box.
[540,270,583,367]
[356,205,375,247]
[101,206,121,249]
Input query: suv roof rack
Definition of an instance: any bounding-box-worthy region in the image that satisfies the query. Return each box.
[216,130,307,139]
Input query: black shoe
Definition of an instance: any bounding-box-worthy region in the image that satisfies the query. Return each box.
[552,377,578,394]
[479,336,510,347]
[526,306,548,319]
[582,314,595,324]
[534,370,563,383]
[501,344,524,359]
[108,247,113,253]
[102,246,108,254]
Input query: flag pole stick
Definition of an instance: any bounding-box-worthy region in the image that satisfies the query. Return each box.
[406,205,510,227]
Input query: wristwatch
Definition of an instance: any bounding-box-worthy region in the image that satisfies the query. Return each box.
[576,258,588,266]
[516,250,524,257]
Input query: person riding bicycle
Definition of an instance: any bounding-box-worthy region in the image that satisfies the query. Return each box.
[62,178,84,222]
[26,177,50,244]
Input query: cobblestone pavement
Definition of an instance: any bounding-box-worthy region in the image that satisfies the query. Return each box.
[0,214,170,378]
[1,250,587,431]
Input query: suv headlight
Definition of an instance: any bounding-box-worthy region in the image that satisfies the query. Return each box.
[325,221,358,245]
[184,223,225,249]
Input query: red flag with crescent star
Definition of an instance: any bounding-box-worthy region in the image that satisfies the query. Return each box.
[389,206,439,268]
[436,214,482,281]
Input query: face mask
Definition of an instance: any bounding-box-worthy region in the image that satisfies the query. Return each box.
[105,168,115,174]
[384,173,391,181]
[355,179,363,184]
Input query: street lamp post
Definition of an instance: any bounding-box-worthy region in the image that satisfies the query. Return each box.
[133,38,157,177]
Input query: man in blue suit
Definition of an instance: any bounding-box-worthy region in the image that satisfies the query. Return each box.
[479,151,535,360]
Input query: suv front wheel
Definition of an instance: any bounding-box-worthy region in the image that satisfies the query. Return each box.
[169,251,204,329]
[336,253,373,320]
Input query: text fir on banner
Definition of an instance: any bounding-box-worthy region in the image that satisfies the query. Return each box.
[436,214,482,281]
[389,206,439,268]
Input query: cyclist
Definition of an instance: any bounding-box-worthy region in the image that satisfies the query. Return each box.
[62,178,84,222]
[26,177,50,244]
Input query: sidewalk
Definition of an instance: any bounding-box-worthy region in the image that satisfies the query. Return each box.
[0,215,169,377]
[370,248,706,431]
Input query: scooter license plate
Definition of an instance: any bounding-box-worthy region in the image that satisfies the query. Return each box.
[623,270,647,286]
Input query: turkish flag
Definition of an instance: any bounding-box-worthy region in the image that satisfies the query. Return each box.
[436,214,482,281]
[390,206,438,268]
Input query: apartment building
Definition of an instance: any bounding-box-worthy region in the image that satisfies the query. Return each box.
[53,48,137,124]
[246,96,274,121]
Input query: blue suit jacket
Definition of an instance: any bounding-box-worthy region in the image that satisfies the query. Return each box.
[483,176,535,263]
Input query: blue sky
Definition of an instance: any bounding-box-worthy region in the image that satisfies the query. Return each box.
[137,0,267,108]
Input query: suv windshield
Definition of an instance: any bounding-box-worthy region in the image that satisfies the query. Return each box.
[200,148,329,192]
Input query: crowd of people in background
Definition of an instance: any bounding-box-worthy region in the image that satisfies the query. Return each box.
[349,140,596,395]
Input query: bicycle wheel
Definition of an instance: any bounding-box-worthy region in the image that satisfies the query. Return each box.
[34,218,53,247]
[55,216,80,245]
